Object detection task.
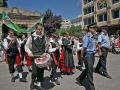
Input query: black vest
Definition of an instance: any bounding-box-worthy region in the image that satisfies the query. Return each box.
[21,39,27,53]
[31,35,46,55]
[6,38,19,56]
[50,42,57,48]
[50,41,60,60]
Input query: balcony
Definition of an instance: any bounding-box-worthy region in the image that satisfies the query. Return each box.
[111,2,120,10]
[83,1,94,8]
[83,12,94,18]
[96,8,107,14]
[110,18,120,25]
[97,21,107,26]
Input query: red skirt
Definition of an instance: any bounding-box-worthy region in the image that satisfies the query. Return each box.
[59,49,74,71]
[16,54,22,66]
[25,53,32,66]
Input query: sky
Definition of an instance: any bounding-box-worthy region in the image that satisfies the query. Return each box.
[8,0,82,19]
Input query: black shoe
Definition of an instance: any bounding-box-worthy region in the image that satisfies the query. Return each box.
[30,81,36,90]
[105,74,112,79]
[29,69,32,72]
[75,77,84,86]
[94,70,99,73]
[19,78,27,82]
[55,79,60,85]
[76,66,83,71]
[50,77,56,82]
[98,72,112,79]
[11,77,15,82]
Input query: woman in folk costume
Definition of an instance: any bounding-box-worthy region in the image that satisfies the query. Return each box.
[48,33,60,85]
[59,33,75,75]
[3,29,27,82]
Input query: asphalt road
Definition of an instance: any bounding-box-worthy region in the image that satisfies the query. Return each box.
[0,53,120,90]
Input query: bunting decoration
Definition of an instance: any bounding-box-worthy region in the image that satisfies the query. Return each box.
[2,10,44,33]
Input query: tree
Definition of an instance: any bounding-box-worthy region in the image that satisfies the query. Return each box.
[43,9,62,36]
[56,25,82,37]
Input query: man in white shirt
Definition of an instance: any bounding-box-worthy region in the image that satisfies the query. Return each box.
[3,29,26,82]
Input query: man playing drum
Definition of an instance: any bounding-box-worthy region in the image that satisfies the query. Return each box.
[25,23,48,90]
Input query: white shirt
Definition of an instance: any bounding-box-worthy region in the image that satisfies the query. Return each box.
[25,32,45,55]
[3,35,20,52]
[48,38,58,53]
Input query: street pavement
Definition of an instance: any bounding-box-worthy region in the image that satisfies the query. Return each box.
[0,53,120,90]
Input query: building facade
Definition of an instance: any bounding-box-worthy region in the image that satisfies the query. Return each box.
[82,0,120,33]
[61,19,71,29]
[70,15,83,27]
[0,7,41,28]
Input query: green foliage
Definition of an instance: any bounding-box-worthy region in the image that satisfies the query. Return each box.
[43,9,62,37]
[56,25,82,37]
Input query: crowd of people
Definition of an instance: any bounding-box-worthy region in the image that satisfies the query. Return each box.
[0,23,119,90]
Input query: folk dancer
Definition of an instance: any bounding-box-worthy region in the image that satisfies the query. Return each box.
[3,29,27,82]
[25,23,47,90]
[48,33,60,85]
[59,33,75,75]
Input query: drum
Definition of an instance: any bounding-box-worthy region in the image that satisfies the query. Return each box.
[34,53,51,68]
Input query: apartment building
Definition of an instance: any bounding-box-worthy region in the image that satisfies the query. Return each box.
[71,15,83,26]
[82,0,120,33]
[61,19,71,29]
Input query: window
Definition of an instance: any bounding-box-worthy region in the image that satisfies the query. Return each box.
[98,13,107,22]
[84,6,94,15]
[112,9,120,19]
[112,0,120,4]
[84,0,92,4]
[84,19,87,25]
[84,16,94,25]
[97,0,107,10]
[92,6,94,12]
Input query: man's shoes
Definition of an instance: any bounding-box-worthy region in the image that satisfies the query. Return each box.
[29,69,32,72]
[76,66,83,71]
[105,74,112,79]
[30,81,36,90]
[75,77,84,86]
[97,71,112,79]
[55,79,60,85]
[11,77,15,82]
[19,78,27,82]
[50,77,55,82]
[50,77,60,85]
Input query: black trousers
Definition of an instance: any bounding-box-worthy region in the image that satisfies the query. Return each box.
[21,51,25,62]
[50,61,58,79]
[95,47,109,75]
[32,62,44,82]
[79,53,95,90]
[7,55,23,74]
[77,50,83,67]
